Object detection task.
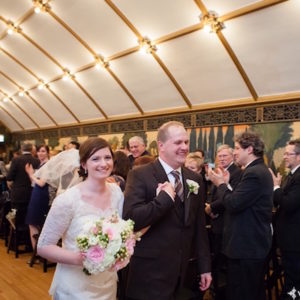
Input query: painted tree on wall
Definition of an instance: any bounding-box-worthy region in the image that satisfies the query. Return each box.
[203,130,207,159]
[250,122,293,168]
[208,127,215,162]
[189,128,196,152]
[216,126,223,149]
[224,125,234,147]
[197,127,203,150]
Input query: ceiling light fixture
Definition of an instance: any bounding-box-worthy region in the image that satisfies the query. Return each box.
[62,69,73,81]
[3,97,9,103]
[139,37,157,54]
[95,55,109,69]
[18,89,24,97]
[199,11,225,33]
[38,80,44,90]
[33,0,51,13]
[6,21,21,35]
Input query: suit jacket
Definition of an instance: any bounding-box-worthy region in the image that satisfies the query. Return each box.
[273,166,300,252]
[7,153,40,204]
[216,158,273,259]
[209,163,242,234]
[123,159,211,300]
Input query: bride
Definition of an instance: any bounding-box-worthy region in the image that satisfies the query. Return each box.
[37,137,124,299]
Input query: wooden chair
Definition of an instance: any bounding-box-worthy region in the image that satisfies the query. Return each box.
[7,207,32,258]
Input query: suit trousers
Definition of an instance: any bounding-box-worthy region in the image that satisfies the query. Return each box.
[226,257,266,300]
[281,251,300,295]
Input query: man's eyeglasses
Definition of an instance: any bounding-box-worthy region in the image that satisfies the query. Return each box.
[283,152,298,157]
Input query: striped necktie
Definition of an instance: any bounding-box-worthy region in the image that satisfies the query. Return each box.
[171,170,184,202]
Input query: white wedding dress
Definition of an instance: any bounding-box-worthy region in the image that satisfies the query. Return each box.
[38,183,124,300]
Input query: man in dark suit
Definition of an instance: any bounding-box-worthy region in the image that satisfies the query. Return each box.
[205,144,242,299]
[123,121,211,300]
[208,131,273,300]
[7,143,40,212]
[270,139,300,298]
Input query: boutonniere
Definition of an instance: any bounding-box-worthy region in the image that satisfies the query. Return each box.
[186,179,199,198]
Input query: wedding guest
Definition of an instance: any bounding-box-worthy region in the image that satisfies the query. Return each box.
[270,139,300,298]
[185,153,204,174]
[107,150,131,192]
[25,145,51,252]
[37,138,124,299]
[208,131,273,300]
[6,143,40,213]
[205,144,242,299]
[128,136,150,168]
[123,121,211,300]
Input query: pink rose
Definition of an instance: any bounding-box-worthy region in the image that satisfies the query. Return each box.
[86,246,105,263]
[105,228,114,240]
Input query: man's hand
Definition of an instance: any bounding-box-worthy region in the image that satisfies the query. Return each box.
[208,167,225,187]
[269,168,282,186]
[156,182,175,201]
[199,272,212,291]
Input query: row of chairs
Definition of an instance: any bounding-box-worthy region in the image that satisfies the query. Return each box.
[0,191,55,272]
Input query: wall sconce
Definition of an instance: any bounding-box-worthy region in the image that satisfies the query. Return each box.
[199,11,225,33]
[139,37,157,54]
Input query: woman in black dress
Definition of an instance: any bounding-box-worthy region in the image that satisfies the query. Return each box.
[25,145,50,251]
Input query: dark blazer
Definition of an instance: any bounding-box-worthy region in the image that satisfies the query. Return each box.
[209,163,242,234]
[7,153,40,205]
[216,158,273,259]
[123,159,211,300]
[273,166,300,252]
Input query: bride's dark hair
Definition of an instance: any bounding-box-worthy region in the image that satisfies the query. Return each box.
[78,137,114,179]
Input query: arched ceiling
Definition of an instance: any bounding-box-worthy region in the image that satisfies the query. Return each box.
[0,0,299,132]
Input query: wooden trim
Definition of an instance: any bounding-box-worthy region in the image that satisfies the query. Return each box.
[217,31,258,100]
[48,10,97,57]
[152,52,192,108]
[193,0,208,14]
[9,98,40,128]
[46,86,80,123]
[0,47,39,80]
[25,92,58,126]
[0,104,24,130]
[220,0,288,22]
[105,67,144,114]
[0,70,20,88]
[104,0,143,39]
[21,32,64,69]
[72,78,108,119]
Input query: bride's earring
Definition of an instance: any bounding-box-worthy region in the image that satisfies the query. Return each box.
[84,168,87,175]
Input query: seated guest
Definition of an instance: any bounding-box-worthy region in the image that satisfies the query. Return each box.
[270,139,300,298]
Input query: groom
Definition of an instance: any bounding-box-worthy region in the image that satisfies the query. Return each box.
[123,121,211,300]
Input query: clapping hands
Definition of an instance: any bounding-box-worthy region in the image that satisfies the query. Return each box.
[208,167,230,187]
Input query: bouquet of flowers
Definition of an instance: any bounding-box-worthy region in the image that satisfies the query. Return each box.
[76,212,140,275]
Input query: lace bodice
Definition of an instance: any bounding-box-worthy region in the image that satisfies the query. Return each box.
[38,182,124,299]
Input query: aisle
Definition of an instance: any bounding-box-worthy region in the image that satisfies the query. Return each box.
[0,240,54,300]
